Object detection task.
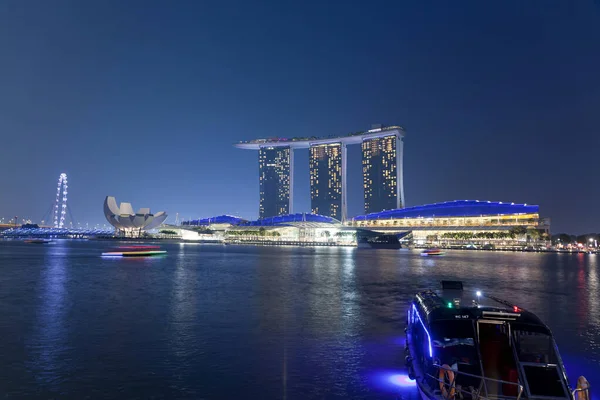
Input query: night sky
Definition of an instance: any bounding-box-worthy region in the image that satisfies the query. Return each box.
[1,1,599,233]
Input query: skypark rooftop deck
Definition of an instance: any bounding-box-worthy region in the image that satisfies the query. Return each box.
[234,125,405,149]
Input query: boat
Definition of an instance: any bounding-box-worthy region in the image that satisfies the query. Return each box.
[421,248,445,256]
[24,239,52,244]
[405,280,591,400]
[101,245,167,257]
[357,234,402,249]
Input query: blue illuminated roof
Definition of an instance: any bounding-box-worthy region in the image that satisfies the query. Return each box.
[182,215,245,226]
[240,213,340,226]
[353,200,539,221]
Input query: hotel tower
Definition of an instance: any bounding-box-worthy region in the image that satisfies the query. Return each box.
[235,125,405,220]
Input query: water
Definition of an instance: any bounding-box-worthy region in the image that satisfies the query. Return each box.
[0,240,598,399]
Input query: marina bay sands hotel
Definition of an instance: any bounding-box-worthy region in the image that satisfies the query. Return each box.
[235,125,405,221]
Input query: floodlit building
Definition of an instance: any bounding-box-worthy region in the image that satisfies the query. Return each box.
[103,196,167,236]
[309,143,346,220]
[235,125,405,222]
[259,146,293,218]
[226,213,355,245]
[181,213,355,245]
[182,215,245,229]
[347,200,549,245]
[179,200,549,247]
[362,130,404,214]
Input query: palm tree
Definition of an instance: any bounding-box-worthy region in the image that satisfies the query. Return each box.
[527,228,540,242]
[509,226,527,239]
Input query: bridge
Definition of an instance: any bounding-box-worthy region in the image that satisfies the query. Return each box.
[0,227,114,238]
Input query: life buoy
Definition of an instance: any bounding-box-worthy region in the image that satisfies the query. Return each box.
[576,376,590,400]
[439,364,456,399]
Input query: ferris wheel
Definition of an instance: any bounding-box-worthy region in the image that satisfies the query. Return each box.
[53,173,68,228]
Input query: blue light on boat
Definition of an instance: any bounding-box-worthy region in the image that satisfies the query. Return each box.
[412,303,432,357]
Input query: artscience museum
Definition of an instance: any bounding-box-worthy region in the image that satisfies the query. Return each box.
[103,196,168,236]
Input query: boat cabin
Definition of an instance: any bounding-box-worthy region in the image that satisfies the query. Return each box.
[406,281,576,400]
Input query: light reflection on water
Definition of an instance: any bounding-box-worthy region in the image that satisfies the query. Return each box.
[29,240,70,388]
[0,241,598,399]
[168,242,200,393]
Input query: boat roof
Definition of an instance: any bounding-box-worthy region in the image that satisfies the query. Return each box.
[413,281,547,330]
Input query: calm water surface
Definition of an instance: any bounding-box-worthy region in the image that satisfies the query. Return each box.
[0,240,598,399]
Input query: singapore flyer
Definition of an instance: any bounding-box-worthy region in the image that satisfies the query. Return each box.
[53,173,68,228]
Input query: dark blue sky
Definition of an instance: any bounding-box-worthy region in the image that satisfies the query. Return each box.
[1,0,599,232]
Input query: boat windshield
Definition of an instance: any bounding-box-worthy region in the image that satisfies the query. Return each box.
[513,328,558,364]
[431,320,482,391]
[513,326,567,398]
[431,320,478,366]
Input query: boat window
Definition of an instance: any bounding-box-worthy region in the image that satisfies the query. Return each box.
[430,321,482,391]
[431,320,475,340]
[513,329,558,364]
[431,321,477,366]
[513,329,566,397]
[522,365,566,397]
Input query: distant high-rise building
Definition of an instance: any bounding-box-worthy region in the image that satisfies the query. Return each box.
[235,125,405,218]
[362,132,404,214]
[309,143,346,220]
[259,146,293,218]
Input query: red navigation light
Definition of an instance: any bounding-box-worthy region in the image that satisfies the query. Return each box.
[513,306,519,312]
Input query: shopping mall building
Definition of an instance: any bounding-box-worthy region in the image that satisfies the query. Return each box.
[180,200,549,246]
[346,200,549,245]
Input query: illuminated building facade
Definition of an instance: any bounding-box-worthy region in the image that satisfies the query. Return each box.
[362,133,404,214]
[225,213,355,245]
[259,146,293,219]
[235,125,405,221]
[103,196,168,236]
[347,200,550,245]
[350,200,542,229]
[179,201,550,248]
[309,143,346,220]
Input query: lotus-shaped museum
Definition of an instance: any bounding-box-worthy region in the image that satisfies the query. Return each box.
[103,196,167,233]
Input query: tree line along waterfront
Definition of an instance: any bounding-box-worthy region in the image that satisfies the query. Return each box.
[431,227,549,241]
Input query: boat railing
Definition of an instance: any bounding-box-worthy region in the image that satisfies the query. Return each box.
[572,379,591,400]
[427,364,524,400]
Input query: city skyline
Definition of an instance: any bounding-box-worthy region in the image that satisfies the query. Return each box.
[0,1,599,233]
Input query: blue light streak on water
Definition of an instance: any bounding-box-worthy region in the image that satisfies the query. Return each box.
[367,369,417,396]
[389,373,416,387]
